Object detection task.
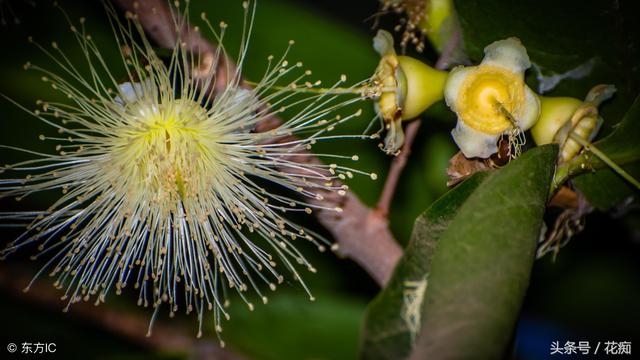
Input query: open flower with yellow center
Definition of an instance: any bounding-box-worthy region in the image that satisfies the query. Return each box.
[0,1,373,340]
[444,37,540,158]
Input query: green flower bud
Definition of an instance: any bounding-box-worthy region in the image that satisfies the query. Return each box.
[372,30,447,154]
[420,0,454,52]
[531,96,582,145]
[397,55,448,120]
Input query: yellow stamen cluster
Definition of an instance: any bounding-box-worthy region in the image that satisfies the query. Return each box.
[114,99,218,203]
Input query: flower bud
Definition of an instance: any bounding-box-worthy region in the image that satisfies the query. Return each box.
[554,85,616,162]
[529,85,615,163]
[531,96,582,145]
[372,30,447,154]
[420,0,454,52]
[397,55,448,120]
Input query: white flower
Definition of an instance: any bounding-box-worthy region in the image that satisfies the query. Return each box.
[444,37,540,158]
[0,1,371,339]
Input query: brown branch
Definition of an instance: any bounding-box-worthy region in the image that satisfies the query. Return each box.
[434,28,462,70]
[113,0,178,49]
[114,0,402,286]
[0,265,245,360]
[253,119,403,286]
[113,0,235,93]
[376,120,421,215]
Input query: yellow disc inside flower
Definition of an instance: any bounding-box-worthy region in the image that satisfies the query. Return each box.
[457,65,525,135]
[119,99,221,203]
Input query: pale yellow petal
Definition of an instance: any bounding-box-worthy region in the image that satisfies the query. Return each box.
[481,37,530,74]
[517,85,541,131]
[373,29,396,57]
[451,120,500,158]
[444,65,474,113]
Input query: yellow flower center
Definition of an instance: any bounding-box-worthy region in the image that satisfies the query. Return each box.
[112,99,222,203]
[457,65,525,135]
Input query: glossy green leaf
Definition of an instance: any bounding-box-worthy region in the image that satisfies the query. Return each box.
[409,145,557,359]
[453,0,639,90]
[360,172,489,360]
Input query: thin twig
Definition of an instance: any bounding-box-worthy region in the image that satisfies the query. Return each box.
[376,120,421,215]
[434,29,462,70]
[114,0,402,286]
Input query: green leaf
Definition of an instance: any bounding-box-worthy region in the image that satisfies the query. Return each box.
[360,172,489,360]
[453,0,639,80]
[410,145,557,359]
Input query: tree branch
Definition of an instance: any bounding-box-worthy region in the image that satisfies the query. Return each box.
[113,0,234,93]
[376,120,421,215]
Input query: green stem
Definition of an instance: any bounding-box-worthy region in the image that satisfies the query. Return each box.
[551,162,569,194]
[567,132,640,189]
